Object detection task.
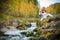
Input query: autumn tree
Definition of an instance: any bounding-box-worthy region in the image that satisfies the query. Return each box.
[46,3,60,15]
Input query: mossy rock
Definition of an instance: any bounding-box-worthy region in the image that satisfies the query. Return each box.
[21,32,27,35]
[33,27,41,32]
[26,32,34,37]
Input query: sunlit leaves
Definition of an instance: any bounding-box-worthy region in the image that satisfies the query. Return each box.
[46,3,60,15]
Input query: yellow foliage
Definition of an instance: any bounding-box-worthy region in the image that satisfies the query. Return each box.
[46,6,54,13]
[45,32,51,37]
[1,0,39,20]
[40,19,48,26]
[19,0,37,17]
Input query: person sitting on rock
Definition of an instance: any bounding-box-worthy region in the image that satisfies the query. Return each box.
[39,7,53,21]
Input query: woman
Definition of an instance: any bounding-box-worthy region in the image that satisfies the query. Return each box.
[39,7,53,21]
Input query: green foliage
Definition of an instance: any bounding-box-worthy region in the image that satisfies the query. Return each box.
[33,0,38,6]
[28,0,31,3]
[0,14,5,21]
[53,3,60,14]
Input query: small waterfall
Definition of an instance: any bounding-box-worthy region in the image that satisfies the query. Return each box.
[3,22,37,40]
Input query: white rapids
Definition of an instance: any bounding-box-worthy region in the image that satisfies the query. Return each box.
[4,22,37,40]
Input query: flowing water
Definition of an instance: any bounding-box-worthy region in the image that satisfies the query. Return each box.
[3,22,37,40]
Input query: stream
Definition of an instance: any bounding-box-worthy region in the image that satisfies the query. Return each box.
[1,22,37,40]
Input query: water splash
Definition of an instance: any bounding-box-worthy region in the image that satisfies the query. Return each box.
[4,22,37,40]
